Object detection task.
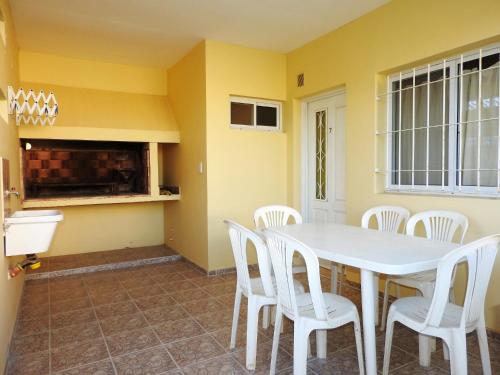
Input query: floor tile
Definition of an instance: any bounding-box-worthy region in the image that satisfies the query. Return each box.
[54,359,115,375]
[15,317,49,337]
[105,327,160,356]
[51,321,101,348]
[233,340,293,374]
[91,290,131,306]
[51,296,92,314]
[169,288,212,303]
[190,276,226,287]
[164,279,199,292]
[181,297,226,316]
[195,309,242,332]
[18,303,50,321]
[166,334,226,367]
[150,273,186,284]
[210,323,272,352]
[51,308,96,329]
[6,350,50,375]
[9,331,49,356]
[113,346,177,375]
[94,301,139,319]
[50,288,88,302]
[390,361,449,374]
[134,294,176,311]
[203,282,236,297]
[153,317,205,343]
[100,312,149,335]
[51,339,109,372]
[181,354,247,374]
[120,277,157,289]
[143,304,187,325]
[127,284,166,299]
[308,349,362,375]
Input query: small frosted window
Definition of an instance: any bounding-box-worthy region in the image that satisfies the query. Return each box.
[256,105,278,127]
[231,102,254,126]
[230,96,281,131]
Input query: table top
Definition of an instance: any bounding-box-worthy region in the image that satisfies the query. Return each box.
[267,223,459,275]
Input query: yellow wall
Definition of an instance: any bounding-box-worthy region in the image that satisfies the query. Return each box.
[286,0,500,330]
[17,53,174,256]
[0,0,24,370]
[165,42,209,269]
[18,82,179,142]
[205,40,287,270]
[48,203,164,255]
[20,51,167,95]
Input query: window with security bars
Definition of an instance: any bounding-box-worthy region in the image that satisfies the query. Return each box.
[380,45,500,196]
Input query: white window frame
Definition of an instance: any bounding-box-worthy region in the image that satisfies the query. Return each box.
[384,44,500,197]
[229,96,282,132]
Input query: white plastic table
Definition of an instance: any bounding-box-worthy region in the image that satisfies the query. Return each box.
[269,222,458,375]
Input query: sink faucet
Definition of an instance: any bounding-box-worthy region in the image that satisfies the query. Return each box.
[4,189,20,198]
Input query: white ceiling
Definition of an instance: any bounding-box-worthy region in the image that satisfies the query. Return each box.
[10,0,388,68]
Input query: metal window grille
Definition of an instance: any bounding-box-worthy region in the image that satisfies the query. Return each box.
[377,45,500,197]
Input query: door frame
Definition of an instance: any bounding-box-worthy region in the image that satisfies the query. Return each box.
[300,88,346,222]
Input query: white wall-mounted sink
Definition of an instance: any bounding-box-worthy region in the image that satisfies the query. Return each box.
[4,210,63,256]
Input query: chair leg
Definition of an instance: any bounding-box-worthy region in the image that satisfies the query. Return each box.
[331,262,338,294]
[380,279,391,331]
[338,265,345,294]
[477,320,492,375]
[418,333,432,367]
[230,287,242,349]
[443,341,450,361]
[420,283,437,353]
[354,318,365,375]
[382,311,395,375]
[270,306,283,375]
[262,305,270,329]
[448,331,468,375]
[293,322,309,375]
[316,329,327,359]
[245,298,260,370]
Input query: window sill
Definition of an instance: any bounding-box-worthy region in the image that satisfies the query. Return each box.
[383,189,500,200]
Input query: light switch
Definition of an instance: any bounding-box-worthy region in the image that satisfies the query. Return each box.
[198,162,203,174]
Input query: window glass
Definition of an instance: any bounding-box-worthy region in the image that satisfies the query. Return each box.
[256,105,278,127]
[231,102,254,126]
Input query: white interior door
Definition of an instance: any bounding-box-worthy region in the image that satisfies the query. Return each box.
[306,93,346,224]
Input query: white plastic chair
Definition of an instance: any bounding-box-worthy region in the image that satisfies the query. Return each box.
[254,205,303,229]
[224,220,304,370]
[380,210,468,331]
[263,228,365,375]
[382,234,500,375]
[330,206,410,295]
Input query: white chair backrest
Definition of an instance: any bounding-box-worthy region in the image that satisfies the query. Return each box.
[425,235,500,329]
[406,210,468,244]
[254,205,303,229]
[361,206,410,233]
[263,228,328,321]
[224,220,274,297]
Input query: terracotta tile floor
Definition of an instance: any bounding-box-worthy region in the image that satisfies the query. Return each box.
[7,260,500,375]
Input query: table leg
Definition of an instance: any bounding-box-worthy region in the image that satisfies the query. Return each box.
[361,269,377,375]
[373,274,379,326]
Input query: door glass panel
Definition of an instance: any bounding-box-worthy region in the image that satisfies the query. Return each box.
[315,109,327,200]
